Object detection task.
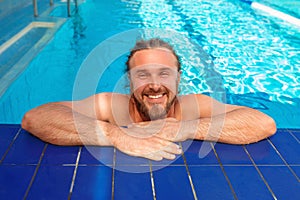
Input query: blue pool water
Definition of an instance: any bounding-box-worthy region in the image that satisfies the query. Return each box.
[0,0,299,128]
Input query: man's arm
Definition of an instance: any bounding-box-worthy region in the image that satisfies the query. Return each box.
[190,94,277,144]
[21,94,182,160]
[21,103,112,146]
[128,95,276,144]
[185,105,277,144]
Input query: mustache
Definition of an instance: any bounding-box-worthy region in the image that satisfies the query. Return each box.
[142,86,169,95]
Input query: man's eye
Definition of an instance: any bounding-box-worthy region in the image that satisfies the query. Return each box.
[137,73,148,79]
[160,71,170,78]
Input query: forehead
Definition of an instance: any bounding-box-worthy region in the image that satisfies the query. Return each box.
[129,48,178,70]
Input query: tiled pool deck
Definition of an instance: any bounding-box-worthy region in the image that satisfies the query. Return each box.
[0,124,299,199]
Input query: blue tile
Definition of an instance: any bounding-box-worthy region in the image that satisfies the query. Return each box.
[269,129,300,164]
[189,166,234,199]
[115,149,150,167]
[26,166,74,199]
[259,166,300,199]
[114,168,153,200]
[79,146,114,165]
[245,139,284,165]
[71,166,112,199]
[214,143,251,164]
[0,125,20,160]
[0,124,20,129]
[153,166,194,200]
[224,166,274,199]
[290,166,300,180]
[41,144,79,165]
[2,130,45,164]
[289,129,300,143]
[0,165,35,199]
[182,140,219,165]
[285,128,300,133]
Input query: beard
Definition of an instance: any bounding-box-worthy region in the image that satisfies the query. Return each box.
[132,93,176,121]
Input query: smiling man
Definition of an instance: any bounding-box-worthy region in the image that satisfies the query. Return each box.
[128,48,180,122]
[22,38,277,161]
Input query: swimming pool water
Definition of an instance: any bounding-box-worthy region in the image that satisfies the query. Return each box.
[0,0,299,128]
[254,0,300,17]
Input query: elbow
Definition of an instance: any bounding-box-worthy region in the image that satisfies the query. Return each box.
[21,111,33,132]
[22,108,40,134]
[265,117,277,137]
[245,116,277,145]
[22,109,53,144]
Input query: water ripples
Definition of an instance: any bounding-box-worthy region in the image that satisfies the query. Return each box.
[136,0,300,103]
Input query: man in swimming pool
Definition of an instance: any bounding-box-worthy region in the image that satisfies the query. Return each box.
[21,38,276,161]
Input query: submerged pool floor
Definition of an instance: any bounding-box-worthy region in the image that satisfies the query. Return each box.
[0,124,299,199]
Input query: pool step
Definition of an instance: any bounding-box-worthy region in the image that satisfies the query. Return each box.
[0,19,65,97]
[0,1,69,96]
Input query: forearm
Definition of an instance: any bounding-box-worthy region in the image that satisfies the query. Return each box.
[186,108,277,144]
[22,103,115,146]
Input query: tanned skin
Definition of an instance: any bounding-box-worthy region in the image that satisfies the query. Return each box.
[22,48,276,161]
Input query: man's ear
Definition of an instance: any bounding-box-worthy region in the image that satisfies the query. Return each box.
[127,72,131,80]
[128,72,134,93]
[177,70,182,82]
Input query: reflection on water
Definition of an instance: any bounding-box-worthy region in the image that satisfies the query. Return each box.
[70,7,87,52]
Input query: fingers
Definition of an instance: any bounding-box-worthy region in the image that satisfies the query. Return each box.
[162,142,182,155]
[112,128,183,161]
[142,138,182,161]
[145,151,175,161]
[143,150,179,161]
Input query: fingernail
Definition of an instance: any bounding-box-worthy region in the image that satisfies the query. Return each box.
[177,148,182,154]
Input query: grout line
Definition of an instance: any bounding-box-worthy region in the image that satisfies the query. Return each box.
[143,164,185,166]
[76,164,114,167]
[23,144,48,200]
[234,164,285,167]
[57,163,294,167]
[243,145,277,200]
[290,164,300,167]
[0,128,22,164]
[267,139,300,182]
[287,130,300,144]
[67,146,82,200]
[180,143,198,200]
[149,161,157,200]
[210,142,238,200]
[111,148,116,200]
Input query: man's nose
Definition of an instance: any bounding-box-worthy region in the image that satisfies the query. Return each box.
[148,76,161,91]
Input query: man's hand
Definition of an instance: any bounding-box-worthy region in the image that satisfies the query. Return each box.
[126,118,198,142]
[106,126,183,161]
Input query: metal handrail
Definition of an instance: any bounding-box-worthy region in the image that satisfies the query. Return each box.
[67,0,71,17]
[33,0,76,17]
[68,0,79,17]
[33,0,38,17]
[33,0,53,17]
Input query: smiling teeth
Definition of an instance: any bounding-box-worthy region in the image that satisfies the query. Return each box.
[148,94,163,99]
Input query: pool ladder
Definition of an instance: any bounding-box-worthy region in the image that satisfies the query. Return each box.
[33,0,78,17]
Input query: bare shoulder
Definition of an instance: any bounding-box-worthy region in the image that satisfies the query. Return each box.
[53,93,130,123]
[178,94,241,119]
[177,94,203,120]
[94,93,130,122]
[94,92,129,102]
[178,93,212,107]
